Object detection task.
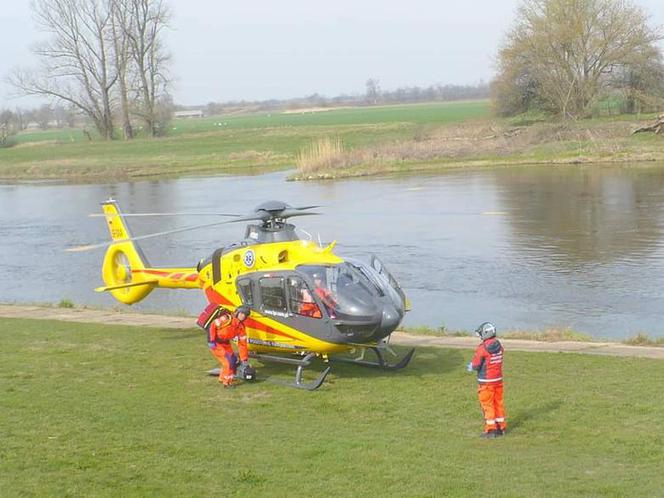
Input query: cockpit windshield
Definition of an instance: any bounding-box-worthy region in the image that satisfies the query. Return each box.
[297,263,381,320]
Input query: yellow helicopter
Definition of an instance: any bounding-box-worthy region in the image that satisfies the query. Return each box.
[71,199,414,389]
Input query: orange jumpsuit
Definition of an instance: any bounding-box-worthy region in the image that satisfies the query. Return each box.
[470,337,507,433]
[315,287,337,317]
[208,316,249,386]
[298,289,322,318]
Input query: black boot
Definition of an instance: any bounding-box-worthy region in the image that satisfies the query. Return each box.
[480,430,499,439]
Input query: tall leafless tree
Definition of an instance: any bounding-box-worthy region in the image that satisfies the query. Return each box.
[9,0,171,140]
[110,0,134,139]
[10,0,118,139]
[117,0,171,137]
[365,78,381,105]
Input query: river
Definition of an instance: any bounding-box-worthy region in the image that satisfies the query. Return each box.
[2,164,664,338]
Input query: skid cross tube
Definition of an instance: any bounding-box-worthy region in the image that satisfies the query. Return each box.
[331,346,415,370]
[207,352,331,391]
[255,352,331,391]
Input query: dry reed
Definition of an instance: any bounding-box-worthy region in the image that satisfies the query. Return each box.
[295,137,345,174]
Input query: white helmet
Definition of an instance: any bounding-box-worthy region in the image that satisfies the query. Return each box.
[475,322,497,340]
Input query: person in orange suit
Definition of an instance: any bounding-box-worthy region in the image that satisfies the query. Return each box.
[208,306,251,387]
[313,273,337,318]
[467,322,507,439]
[298,288,322,318]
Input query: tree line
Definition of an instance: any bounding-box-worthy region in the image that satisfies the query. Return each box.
[493,0,664,119]
[201,81,490,116]
[9,0,171,140]
[0,105,78,132]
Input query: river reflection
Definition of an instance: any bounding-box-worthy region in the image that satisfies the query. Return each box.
[496,166,664,265]
[2,164,664,338]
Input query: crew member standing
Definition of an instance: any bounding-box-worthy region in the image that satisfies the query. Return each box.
[467,322,507,438]
[208,306,252,387]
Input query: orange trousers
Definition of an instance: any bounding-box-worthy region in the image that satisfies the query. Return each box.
[210,345,238,386]
[478,383,507,432]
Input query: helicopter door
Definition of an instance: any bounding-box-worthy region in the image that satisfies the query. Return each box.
[211,248,224,284]
[370,255,408,308]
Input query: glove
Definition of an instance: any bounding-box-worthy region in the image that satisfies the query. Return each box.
[207,341,215,349]
[466,362,474,373]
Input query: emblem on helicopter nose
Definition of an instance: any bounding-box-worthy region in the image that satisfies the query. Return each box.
[243,250,255,268]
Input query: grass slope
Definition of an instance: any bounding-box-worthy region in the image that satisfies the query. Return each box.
[0,101,489,180]
[2,318,663,497]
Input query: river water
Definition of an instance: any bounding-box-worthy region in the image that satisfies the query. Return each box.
[2,165,664,338]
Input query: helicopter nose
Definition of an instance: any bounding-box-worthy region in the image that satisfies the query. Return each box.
[379,304,401,336]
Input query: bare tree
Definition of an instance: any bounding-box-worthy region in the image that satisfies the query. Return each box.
[9,0,118,139]
[494,0,663,118]
[35,103,54,129]
[14,107,27,131]
[53,104,78,127]
[365,78,381,105]
[117,0,171,137]
[110,0,134,139]
[0,109,15,130]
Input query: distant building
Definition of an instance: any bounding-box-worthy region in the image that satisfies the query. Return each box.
[174,110,204,119]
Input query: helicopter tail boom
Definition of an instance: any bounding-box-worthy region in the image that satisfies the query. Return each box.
[99,200,199,304]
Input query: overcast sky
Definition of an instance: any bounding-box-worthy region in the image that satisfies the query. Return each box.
[2,0,663,108]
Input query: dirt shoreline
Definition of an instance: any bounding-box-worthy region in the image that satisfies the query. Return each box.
[2,304,663,359]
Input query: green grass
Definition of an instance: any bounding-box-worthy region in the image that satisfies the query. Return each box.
[2,317,664,496]
[0,101,490,180]
[4,101,664,182]
[401,325,664,346]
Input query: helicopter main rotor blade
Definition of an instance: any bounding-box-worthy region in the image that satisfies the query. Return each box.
[66,215,264,253]
[293,205,321,210]
[88,212,242,218]
[277,210,321,219]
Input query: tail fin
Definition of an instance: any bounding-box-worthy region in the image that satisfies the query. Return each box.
[100,199,156,304]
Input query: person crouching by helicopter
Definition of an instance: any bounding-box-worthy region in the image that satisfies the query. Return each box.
[466,322,507,439]
[208,306,253,388]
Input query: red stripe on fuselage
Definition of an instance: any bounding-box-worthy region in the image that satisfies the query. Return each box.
[205,286,234,307]
[205,287,298,341]
[133,269,170,277]
[244,317,299,341]
[133,269,199,282]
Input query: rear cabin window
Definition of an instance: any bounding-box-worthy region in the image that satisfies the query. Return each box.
[259,277,287,313]
[237,279,254,306]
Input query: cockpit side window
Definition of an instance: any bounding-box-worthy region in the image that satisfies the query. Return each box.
[237,278,254,306]
[288,276,322,319]
[259,277,287,313]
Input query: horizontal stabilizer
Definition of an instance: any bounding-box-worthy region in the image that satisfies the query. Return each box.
[95,280,158,293]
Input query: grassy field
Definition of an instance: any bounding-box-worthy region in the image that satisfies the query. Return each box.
[3,100,663,182]
[2,317,663,497]
[0,101,490,180]
[291,114,664,180]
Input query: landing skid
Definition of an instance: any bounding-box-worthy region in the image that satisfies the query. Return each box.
[207,352,331,391]
[331,345,415,370]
